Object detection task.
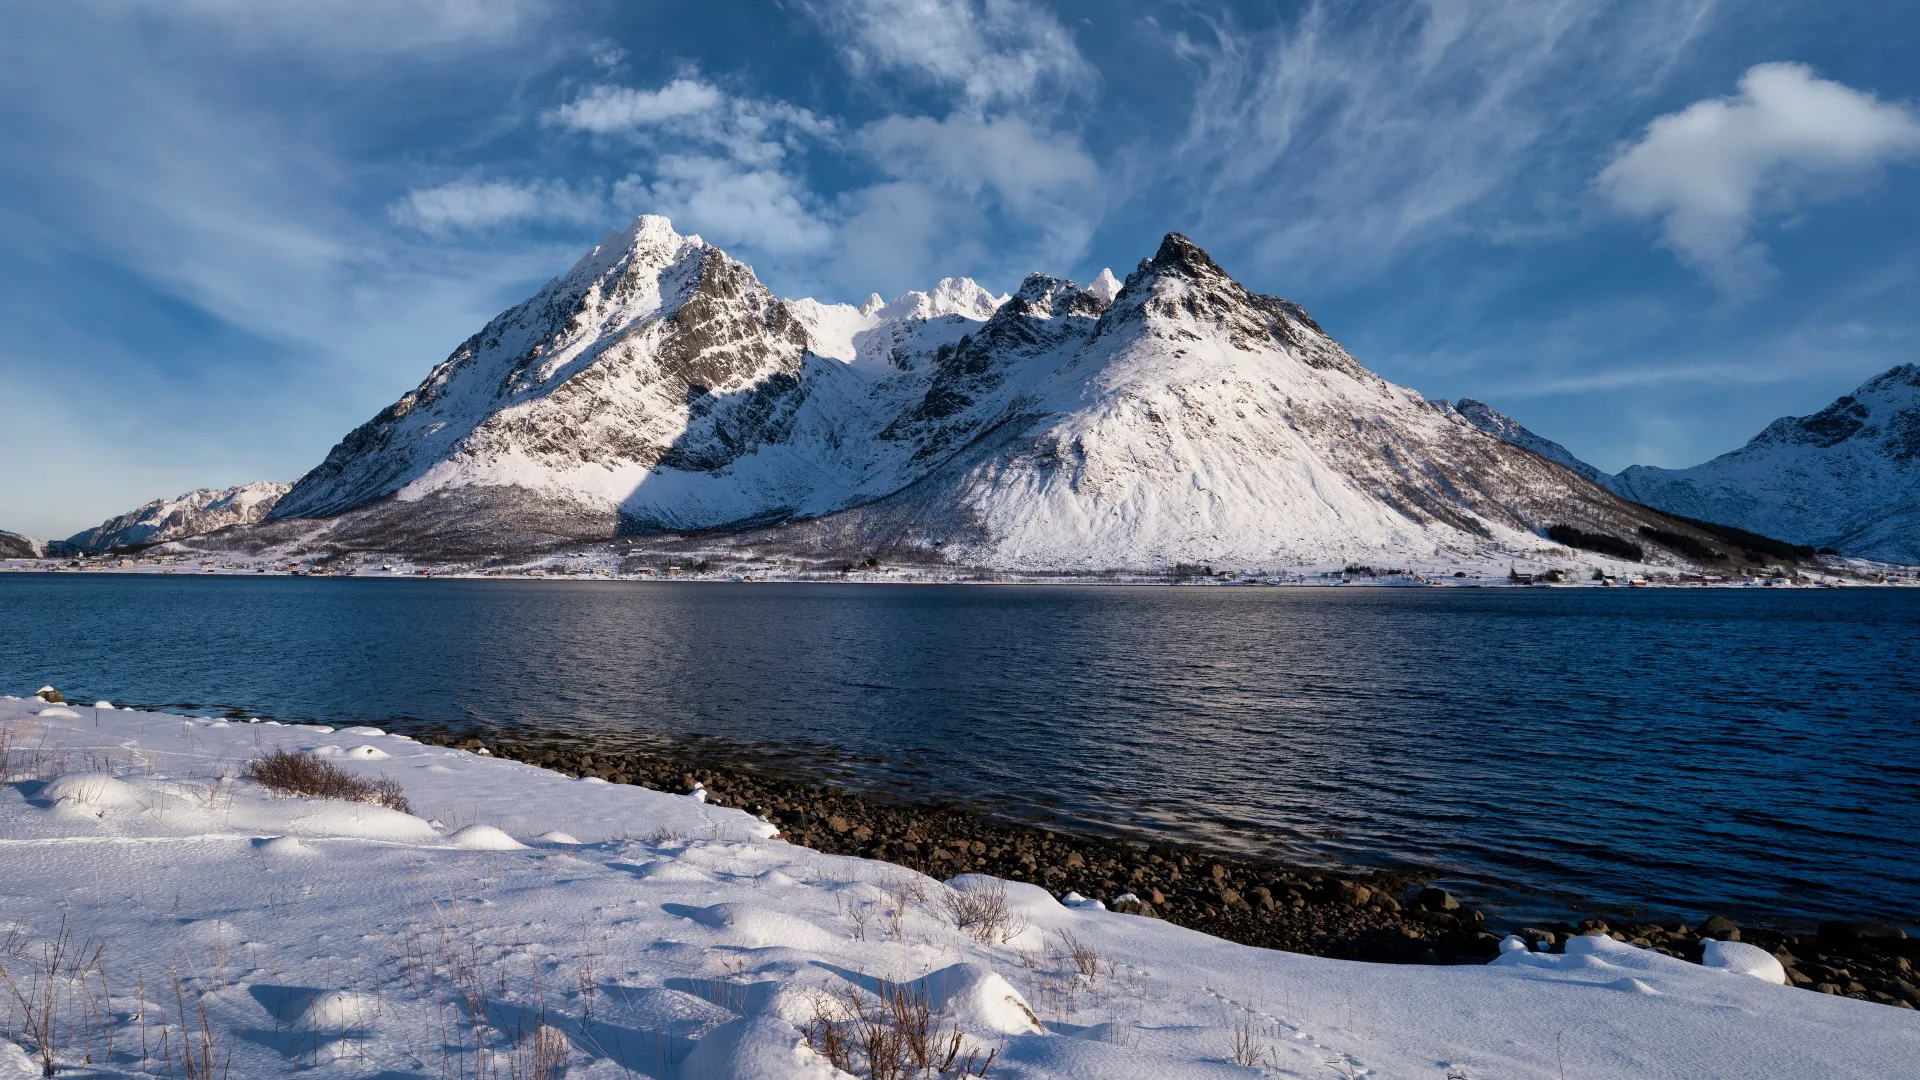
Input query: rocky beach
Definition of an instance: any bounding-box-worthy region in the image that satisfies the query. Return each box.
[420,724,1920,1010]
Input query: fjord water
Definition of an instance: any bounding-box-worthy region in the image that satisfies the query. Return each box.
[4,575,1915,928]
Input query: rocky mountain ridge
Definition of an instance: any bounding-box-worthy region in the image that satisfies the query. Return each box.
[58,481,290,554]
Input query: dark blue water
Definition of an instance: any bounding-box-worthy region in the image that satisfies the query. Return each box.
[3,574,1916,929]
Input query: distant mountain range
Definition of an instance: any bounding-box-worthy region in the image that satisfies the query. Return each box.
[13,216,1913,570]
[44,482,290,555]
[1455,366,1920,565]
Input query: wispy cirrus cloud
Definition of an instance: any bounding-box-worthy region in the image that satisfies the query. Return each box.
[1599,62,1920,296]
[1165,0,1716,276]
[857,112,1102,267]
[803,0,1095,109]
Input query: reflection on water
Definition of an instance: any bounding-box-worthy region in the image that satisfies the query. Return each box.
[4,575,1916,926]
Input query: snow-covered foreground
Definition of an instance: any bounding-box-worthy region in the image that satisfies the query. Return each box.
[1,697,1912,1079]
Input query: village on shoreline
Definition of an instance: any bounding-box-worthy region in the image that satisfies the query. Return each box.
[7,549,1916,588]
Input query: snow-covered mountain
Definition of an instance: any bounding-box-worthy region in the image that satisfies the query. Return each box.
[61,481,291,553]
[1458,369,1920,564]
[0,529,44,559]
[257,215,1724,570]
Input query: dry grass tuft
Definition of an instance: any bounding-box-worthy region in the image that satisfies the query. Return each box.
[247,749,411,813]
[1052,930,1109,986]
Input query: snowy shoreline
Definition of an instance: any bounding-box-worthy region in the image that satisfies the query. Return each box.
[3,695,1916,1078]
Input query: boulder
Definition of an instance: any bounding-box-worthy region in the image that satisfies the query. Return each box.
[1697,915,1741,941]
[1417,887,1460,912]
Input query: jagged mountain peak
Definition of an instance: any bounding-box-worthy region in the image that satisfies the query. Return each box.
[1086,268,1122,304]
[1145,231,1228,282]
[1002,272,1114,320]
[1101,233,1375,385]
[1751,362,1920,458]
[874,277,1005,322]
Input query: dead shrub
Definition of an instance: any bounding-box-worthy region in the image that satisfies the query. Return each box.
[247,749,411,814]
[942,880,1028,946]
[803,983,995,1079]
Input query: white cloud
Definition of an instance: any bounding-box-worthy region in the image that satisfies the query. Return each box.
[549,79,835,166]
[549,79,726,134]
[858,112,1101,266]
[805,0,1094,108]
[1168,0,1716,276]
[615,158,833,256]
[1599,62,1920,294]
[390,179,603,232]
[547,78,839,259]
[862,113,1096,212]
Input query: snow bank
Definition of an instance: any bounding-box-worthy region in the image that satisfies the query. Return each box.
[0,694,1912,1079]
[446,823,526,849]
[1703,939,1790,985]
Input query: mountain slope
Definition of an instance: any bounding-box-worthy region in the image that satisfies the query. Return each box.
[61,481,290,553]
[1450,399,1611,486]
[257,216,1727,571]
[0,530,44,559]
[1458,371,1920,564]
[1608,366,1920,563]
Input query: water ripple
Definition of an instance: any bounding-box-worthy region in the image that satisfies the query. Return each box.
[3,576,1916,926]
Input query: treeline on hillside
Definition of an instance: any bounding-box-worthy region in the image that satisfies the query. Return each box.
[1654,513,1817,561]
[1637,526,1722,561]
[1546,524,1643,562]
[1552,514,1819,566]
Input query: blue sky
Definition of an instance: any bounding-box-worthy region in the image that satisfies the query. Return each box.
[3,0,1917,540]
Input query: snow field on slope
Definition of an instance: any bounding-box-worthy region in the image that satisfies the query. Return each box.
[2,696,1914,1078]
